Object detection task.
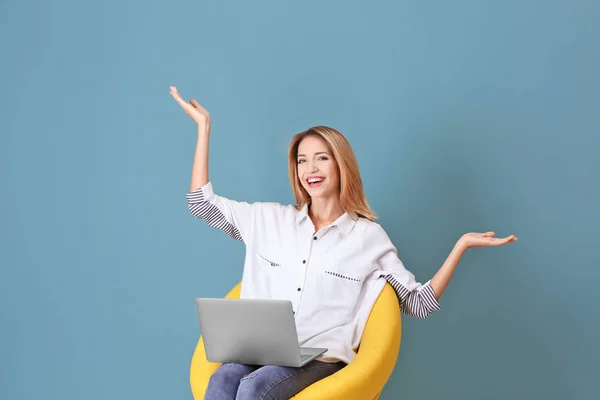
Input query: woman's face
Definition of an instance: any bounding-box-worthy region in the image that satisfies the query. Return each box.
[296,135,340,201]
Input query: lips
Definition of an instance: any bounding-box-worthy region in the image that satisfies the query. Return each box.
[306,176,325,189]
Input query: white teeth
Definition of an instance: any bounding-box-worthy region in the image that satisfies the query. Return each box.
[308,178,323,183]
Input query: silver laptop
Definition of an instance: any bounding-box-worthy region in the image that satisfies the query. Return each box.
[195,298,327,367]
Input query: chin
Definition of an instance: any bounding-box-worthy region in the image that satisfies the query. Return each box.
[308,188,332,199]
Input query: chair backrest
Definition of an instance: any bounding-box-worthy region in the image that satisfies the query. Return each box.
[224,282,242,299]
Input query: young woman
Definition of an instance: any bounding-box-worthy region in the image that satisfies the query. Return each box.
[170,86,518,400]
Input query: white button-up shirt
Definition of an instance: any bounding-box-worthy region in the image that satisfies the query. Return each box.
[187,181,441,364]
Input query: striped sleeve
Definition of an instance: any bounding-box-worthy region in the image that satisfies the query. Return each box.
[185,181,254,243]
[380,274,441,319]
[373,226,441,319]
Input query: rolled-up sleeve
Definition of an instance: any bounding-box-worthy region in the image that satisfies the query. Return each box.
[373,225,441,319]
[186,181,254,243]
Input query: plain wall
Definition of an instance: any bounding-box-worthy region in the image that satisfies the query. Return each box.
[1,1,598,399]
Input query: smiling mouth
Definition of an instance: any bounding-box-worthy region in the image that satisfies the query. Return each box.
[306,177,325,188]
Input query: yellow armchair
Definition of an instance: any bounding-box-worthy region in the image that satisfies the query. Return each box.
[190,282,402,400]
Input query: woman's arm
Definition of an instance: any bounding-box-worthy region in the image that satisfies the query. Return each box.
[376,226,517,319]
[190,125,210,191]
[171,86,255,242]
[430,232,518,300]
[169,86,211,191]
[429,242,467,300]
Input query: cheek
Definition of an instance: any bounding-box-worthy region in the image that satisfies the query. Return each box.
[332,170,341,187]
[327,164,339,180]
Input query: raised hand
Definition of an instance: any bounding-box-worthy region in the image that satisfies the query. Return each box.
[170,86,210,126]
[459,231,518,250]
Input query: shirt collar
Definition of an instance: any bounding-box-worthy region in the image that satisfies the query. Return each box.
[295,204,309,224]
[295,204,357,235]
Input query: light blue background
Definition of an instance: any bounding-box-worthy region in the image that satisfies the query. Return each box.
[1,1,598,399]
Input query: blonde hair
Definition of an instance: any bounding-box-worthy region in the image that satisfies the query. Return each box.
[287,126,377,221]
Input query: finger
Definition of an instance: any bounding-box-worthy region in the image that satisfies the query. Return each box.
[170,86,182,99]
[190,98,201,108]
[170,89,190,108]
[170,87,183,101]
[496,236,515,245]
[190,98,207,113]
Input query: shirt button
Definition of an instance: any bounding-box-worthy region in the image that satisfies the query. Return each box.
[313,236,317,240]
[302,260,306,264]
[297,287,301,291]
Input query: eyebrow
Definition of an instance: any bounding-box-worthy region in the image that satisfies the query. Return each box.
[297,152,329,157]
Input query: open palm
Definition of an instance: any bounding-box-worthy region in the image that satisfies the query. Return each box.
[460,231,518,249]
[170,86,210,126]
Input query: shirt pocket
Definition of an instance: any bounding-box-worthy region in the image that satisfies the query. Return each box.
[255,253,282,267]
[254,252,286,280]
[252,252,286,297]
[318,267,363,326]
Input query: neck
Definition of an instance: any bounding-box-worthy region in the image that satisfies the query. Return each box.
[308,196,344,227]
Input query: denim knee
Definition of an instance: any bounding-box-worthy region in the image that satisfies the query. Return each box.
[205,363,254,400]
[235,372,273,400]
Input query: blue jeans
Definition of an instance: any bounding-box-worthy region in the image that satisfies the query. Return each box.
[204,360,346,400]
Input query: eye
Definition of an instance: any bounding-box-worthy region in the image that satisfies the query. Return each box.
[297,159,305,164]
[318,156,329,161]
